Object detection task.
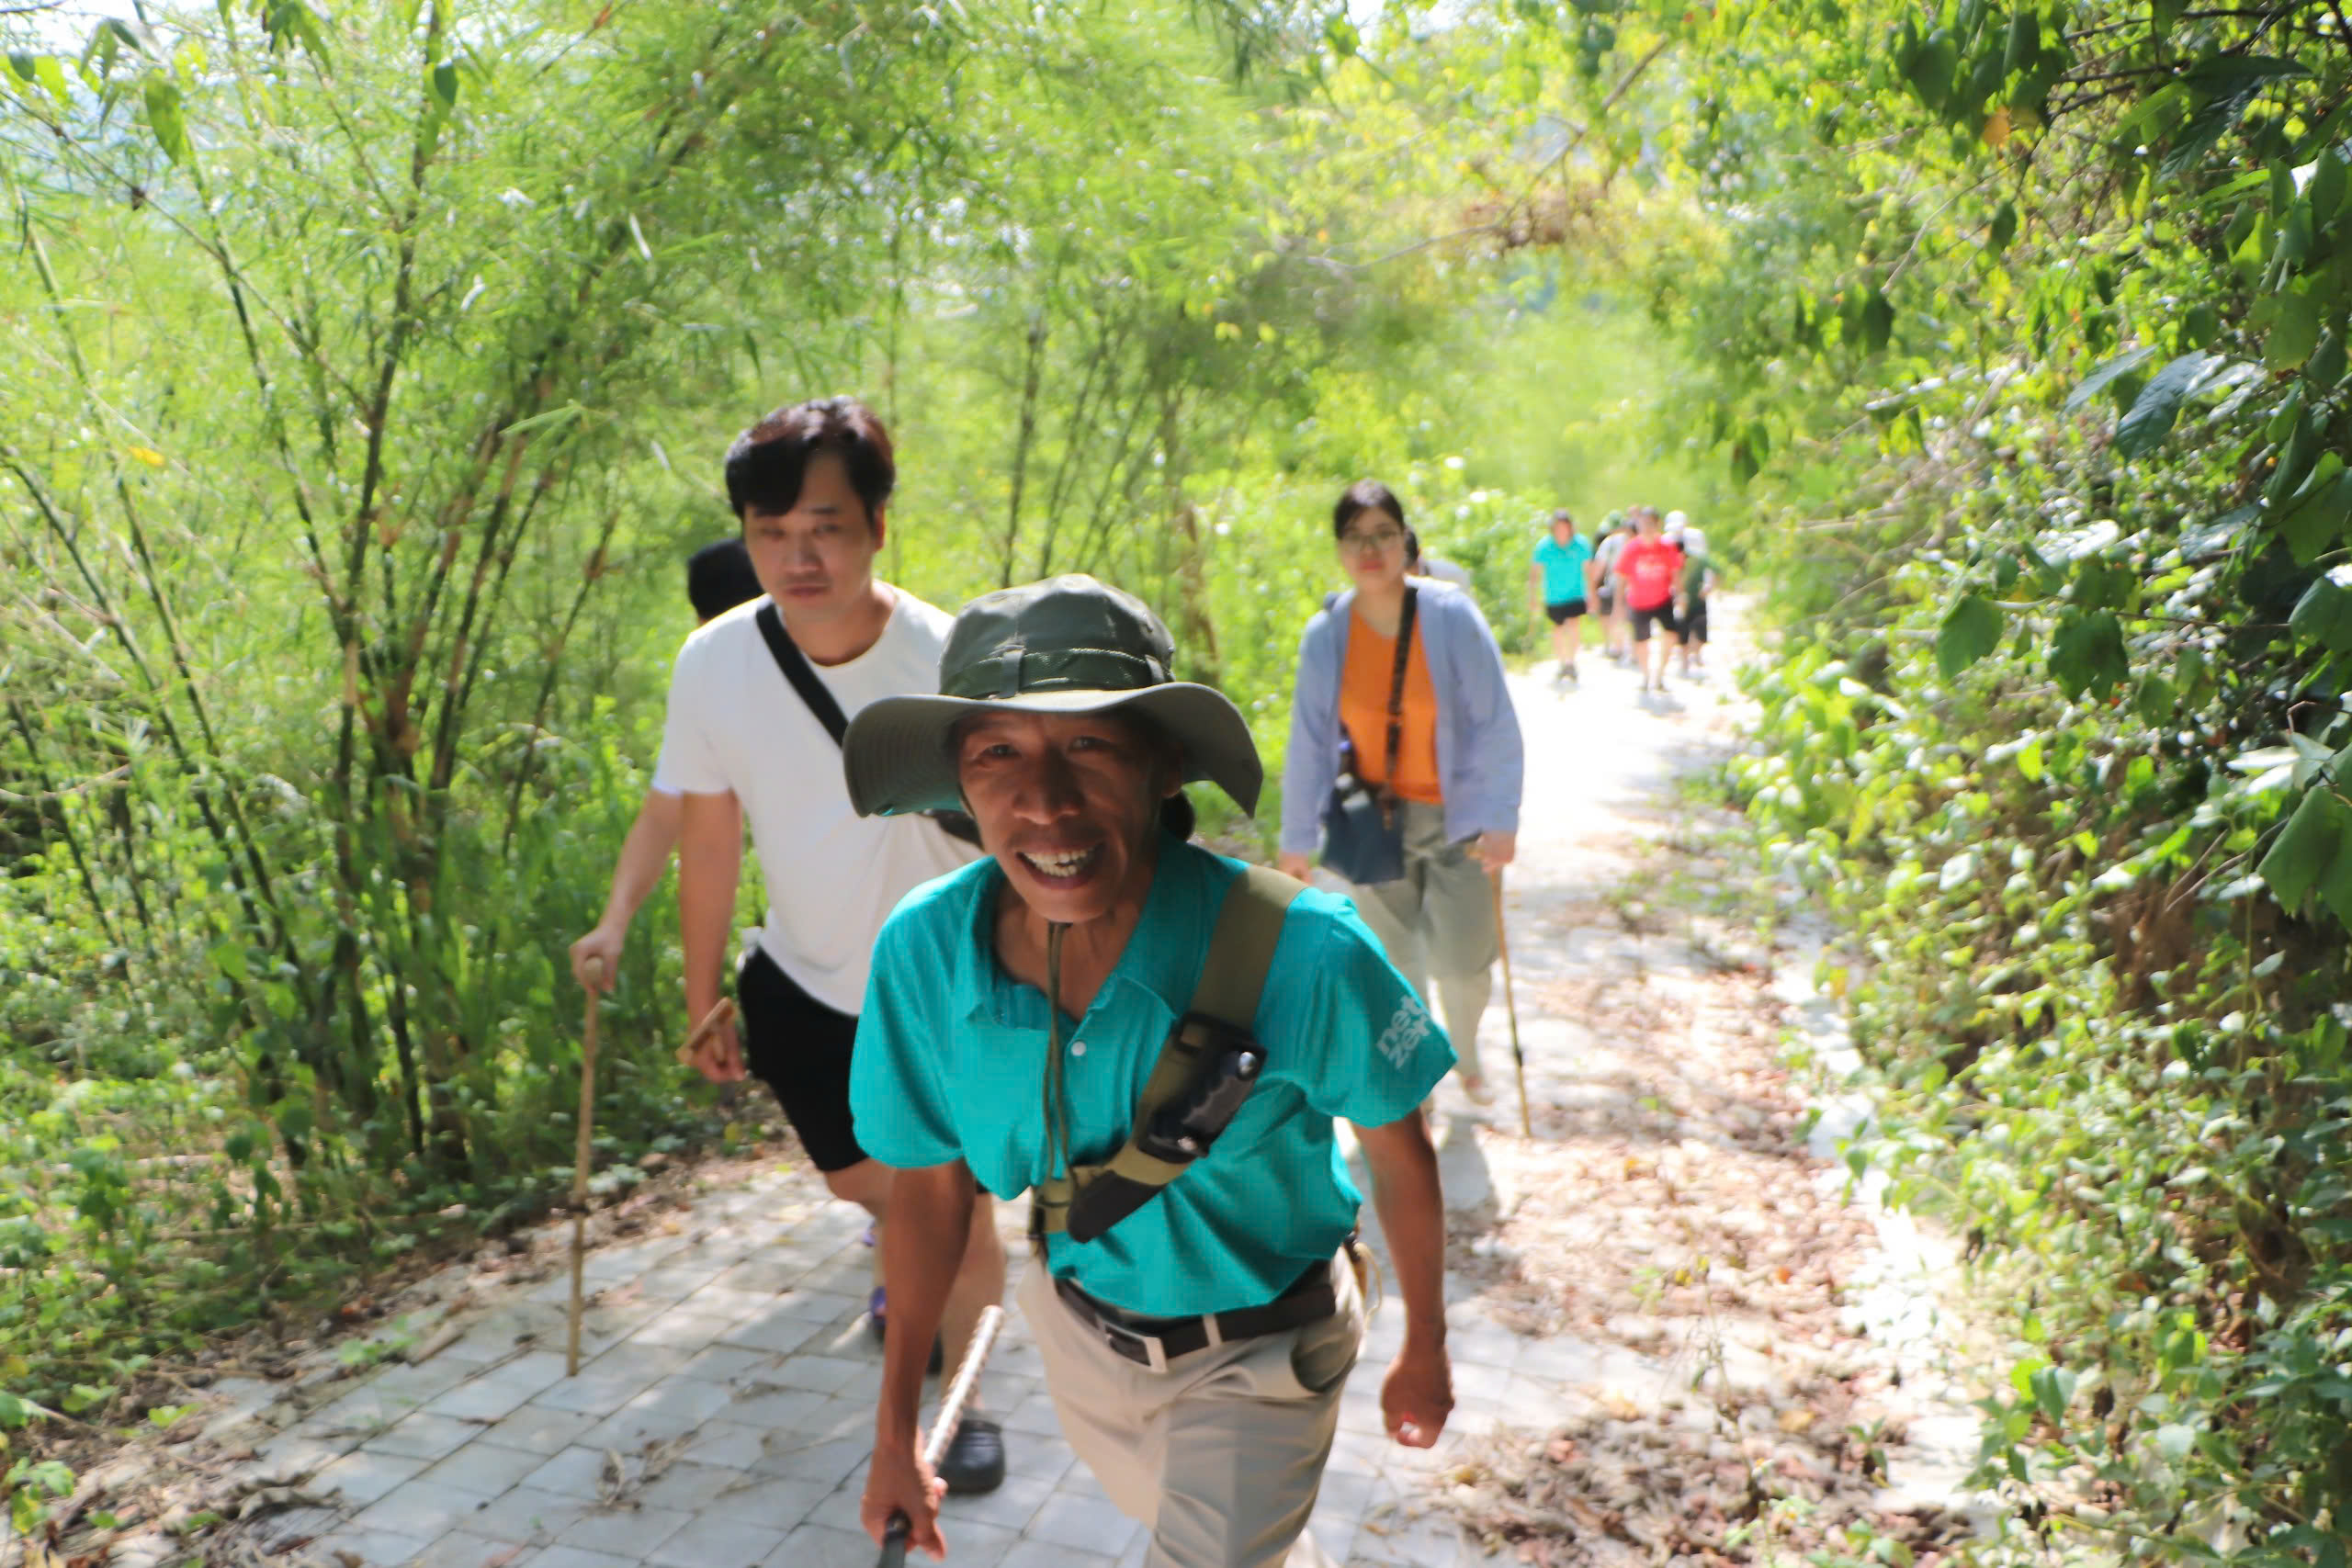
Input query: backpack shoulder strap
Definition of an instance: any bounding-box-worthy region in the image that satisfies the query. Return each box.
[1191,864,1304,1025]
[1033,863,1306,1241]
[754,601,849,746]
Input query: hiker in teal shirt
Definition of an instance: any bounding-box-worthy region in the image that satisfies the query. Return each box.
[842,575,1455,1568]
[1528,509,1593,683]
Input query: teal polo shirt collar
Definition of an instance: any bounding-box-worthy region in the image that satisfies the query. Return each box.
[955,835,1211,1033]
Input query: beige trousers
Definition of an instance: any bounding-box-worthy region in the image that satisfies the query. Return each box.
[1017,1253,1364,1568]
[1343,799,1498,1082]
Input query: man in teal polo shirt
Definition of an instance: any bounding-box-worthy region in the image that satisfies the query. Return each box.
[841,575,1455,1567]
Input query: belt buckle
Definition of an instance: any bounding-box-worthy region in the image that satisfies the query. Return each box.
[1098,1316,1169,1373]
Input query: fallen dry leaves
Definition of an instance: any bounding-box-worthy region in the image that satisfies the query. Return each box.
[1431,883,1972,1566]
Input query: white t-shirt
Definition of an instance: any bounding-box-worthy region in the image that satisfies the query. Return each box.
[651,588,978,1014]
[1594,533,1628,583]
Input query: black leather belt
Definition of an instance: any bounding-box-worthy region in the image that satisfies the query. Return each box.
[1053,1258,1337,1372]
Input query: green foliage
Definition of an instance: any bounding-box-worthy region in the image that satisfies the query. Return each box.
[1593,0,2352,1551]
[0,0,1708,1437]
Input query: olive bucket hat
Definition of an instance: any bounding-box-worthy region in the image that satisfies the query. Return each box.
[842,574,1263,819]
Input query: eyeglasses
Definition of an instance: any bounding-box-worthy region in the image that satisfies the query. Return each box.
[1340,526,1404,552]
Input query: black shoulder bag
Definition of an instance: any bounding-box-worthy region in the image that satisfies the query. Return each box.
[1317,586,1418,886]
[754,603,980,845]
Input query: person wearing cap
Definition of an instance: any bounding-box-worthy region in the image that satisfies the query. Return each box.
[569,538,764,991]
[843,575,1456,1568]
[1527,509,1592,684]
[1278,480,1522,1111]
[1663,511,1717,680]
[657,397,1009,1494]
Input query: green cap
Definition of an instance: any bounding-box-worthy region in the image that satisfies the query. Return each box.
[842,574,1263,818]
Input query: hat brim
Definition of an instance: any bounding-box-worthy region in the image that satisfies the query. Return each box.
[843,683,1263,820]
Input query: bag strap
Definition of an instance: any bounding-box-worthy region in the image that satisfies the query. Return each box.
[755,601,849,747]
[1378,585,1419,795]
[1031,864,1306,1239]
[756,601,982,845]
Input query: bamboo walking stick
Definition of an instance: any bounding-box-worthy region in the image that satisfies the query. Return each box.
[877,1303,1007,1568]
[567,956,605,1376]
[1491,871,1532,1138]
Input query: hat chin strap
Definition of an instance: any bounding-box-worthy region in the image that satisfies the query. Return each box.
[1044,921,1074,1198]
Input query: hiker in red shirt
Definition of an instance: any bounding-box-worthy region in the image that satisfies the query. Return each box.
[1618,506,1686,695]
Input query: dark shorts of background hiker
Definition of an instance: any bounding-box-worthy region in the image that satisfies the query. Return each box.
[1544,600,1587,625]
[1630,602,1681,642]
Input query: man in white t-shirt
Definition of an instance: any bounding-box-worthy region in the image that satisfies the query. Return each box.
[657,396,1008,1494]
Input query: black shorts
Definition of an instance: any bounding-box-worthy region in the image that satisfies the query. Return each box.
[1544,600,1587,625]
[1596,588,1615,617]
[1630,602,1681,642]
[1683,595,1710,644]
[736,946,868,1172]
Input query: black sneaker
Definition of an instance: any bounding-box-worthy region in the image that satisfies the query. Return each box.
[936,1416,1006,1495]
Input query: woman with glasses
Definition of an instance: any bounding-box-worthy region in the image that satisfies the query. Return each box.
[1279,480,1525,1108]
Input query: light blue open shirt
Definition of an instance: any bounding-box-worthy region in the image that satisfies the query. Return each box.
[849,838,1453,1318]
[1279,581,1525,859]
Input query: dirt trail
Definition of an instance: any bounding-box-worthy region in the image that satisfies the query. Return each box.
[1386,597,1989,1565]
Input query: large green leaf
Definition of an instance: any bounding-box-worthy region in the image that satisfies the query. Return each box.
[1937,592,2002,679]
[2280,471,2352,564]
[2321,829,2352,926]
[2259,784,2346,911]
[2265,290,2322,370]
[2049,609,2129,697]
[2181,54,2312,96]
[142,77,189,166]
[2290,573,2352,652]
[2113,352,2219,458]
[2066,345,2157,412]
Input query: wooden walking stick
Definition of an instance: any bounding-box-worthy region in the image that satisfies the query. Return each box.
[877,1304,1007,1568]
[672,995,737,1067]
[1491,871,1532,1138]
[567,956,605,1376]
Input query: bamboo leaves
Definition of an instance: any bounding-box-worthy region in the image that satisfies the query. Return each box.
[142,79,190,166]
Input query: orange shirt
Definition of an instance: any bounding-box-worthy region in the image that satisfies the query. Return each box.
[1339,608,1443,806]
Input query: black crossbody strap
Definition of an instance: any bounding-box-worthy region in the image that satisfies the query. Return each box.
[1379,586,1419,792]
[755,601,849,746]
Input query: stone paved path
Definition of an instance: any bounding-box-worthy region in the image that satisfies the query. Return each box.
[188,600,1971,1568]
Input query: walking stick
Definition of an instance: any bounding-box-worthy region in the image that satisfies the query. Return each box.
[1491,871,1532,1138]
[877,1304,1007,1568]
[672,995,738,1067]
[567,956,604,1376]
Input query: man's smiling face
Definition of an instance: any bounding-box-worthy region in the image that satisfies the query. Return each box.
[954,709,1179,927]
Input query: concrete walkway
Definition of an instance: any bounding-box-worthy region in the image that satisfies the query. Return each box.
[194,602,1949,1568]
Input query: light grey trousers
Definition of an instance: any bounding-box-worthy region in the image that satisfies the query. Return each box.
[1342,799,1498,1082]
[1019,1253,1363,1568]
